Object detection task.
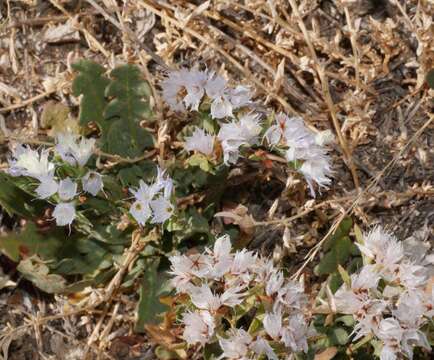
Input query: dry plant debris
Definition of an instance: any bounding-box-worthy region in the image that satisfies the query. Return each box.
[0,0,433,359]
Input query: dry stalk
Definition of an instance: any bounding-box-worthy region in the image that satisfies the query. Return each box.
[286,0,360,190]
[139,0,298,115]
[343,5,360,90]
[292,114,434,279]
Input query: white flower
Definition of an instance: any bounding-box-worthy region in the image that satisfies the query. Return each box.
[376,318,403,360]
[357,227,404,276]
[250,337,277,360]
[82,171,103,196]
[207,235,233,278]
[266,271,284,296]
[58,177,77,201]
[169,253,210,292]
[206,73,233,119]
[161,68,208,112]
[184,127,214,156]
[230,249,258,280]
[183,69,208,111]
[182,311,215,346]
[238,113,262,145]
[277,281,307,311]
[228,85,252,108]
[299,153,332,196]
[53,202,76,226]
[397,263,427,289]
[263,310,282,339]
[130,200,151,226]
[189,284,222,312]
[393,291,426,327]
[8,145,54,180]
[218,329,252,359]
[55,133,95,167]
[155,166,174,200]
[281,313,309,353]
[352,265,381,290]
[161,68,189,112]
[35,175,58,199]
[130,179,158,204]
[150,196,174,224]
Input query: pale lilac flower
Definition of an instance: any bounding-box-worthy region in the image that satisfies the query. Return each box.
[182,311,215,346]
[161,68,189,112]
[228,85,252,108]
[238,113,262,145]
[184,127,215,156]
[150,196,174,224]
[205,73,233,119]
[35,175,58,199]
[218,329,252,359]
[397,263,427,289]
[53,202,76,226]
[8,145,54,180]
[130,180,157,204]
[169,253,210,291]
[376,318,403,360]
[58,177,77,201]
[250,337,277,360]
[266,271,284,296]
[206,235,233,278]
[357,227,404,274]
[281,313,309,353]
[129,200,151,226]
[263,310,282,339]
[189,284,222,312]
[264,112,289,146]
[82,171,103,196]
[299,154,332,196]
[162,68,208,112]
[183,69,208,111]
[55,133,95,167]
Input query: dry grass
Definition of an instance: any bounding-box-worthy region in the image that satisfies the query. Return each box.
[0,0,433,359]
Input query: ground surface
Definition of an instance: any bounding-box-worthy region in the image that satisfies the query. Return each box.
[0,0,433,359]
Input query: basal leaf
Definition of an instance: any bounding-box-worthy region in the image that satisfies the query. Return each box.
[315,236,353,276]
[103,64,153,157]
[0,172,42,218]
[17,255,67,294]
[135,261,169,332]
[72,60,110,127]
[426,69,434,90]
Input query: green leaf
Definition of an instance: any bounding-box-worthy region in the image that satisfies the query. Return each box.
[103,64,153,157]
[0,223,63,262]
[17,256,67,294]
[187,154,213,173]
[330,327,349,345]
[204,342,222,360]
[315,236,353,276]
[118,162,156,187]
[72,60,110,127]
[135,262,169,332]
[426,69,434,90]
[0,172,41,218]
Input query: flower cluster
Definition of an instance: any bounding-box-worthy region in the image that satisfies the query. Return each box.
[8,133,103,227]
[162,68,333,196]
[161,68,251,119]
[168,235,312,359]
[265,113,333,196]
[334,227,433,360]
[129,167,174,226]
